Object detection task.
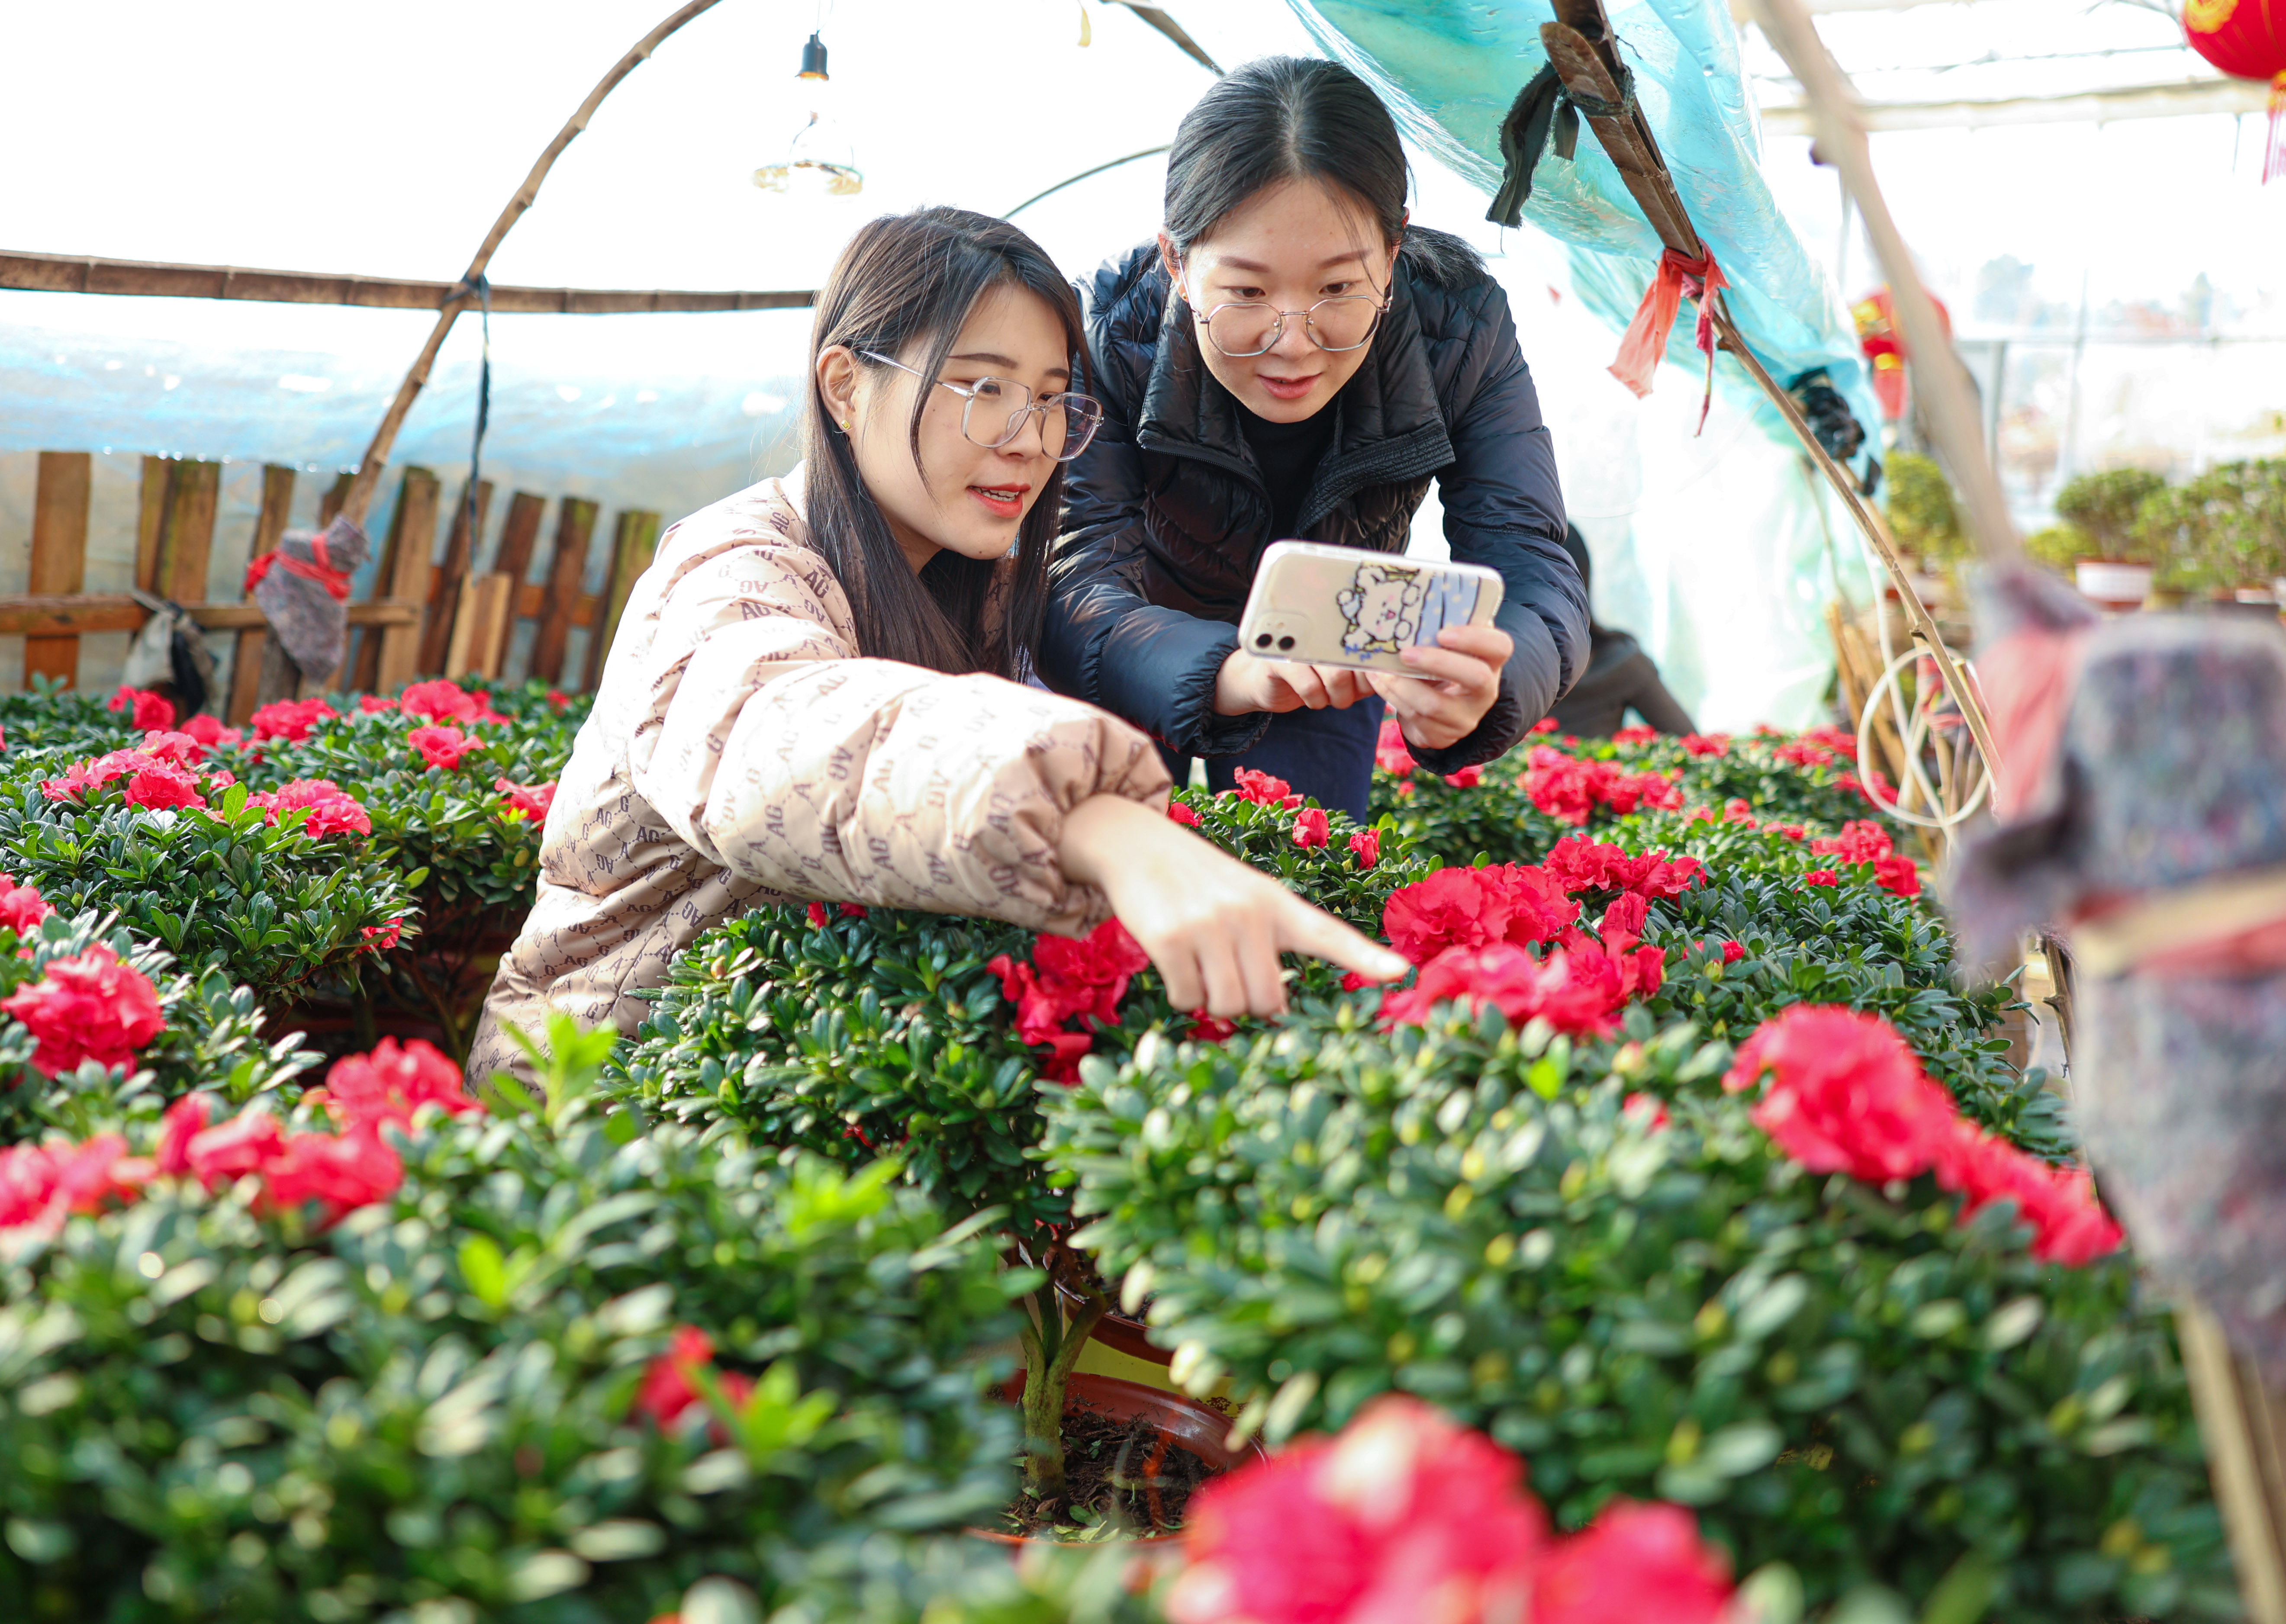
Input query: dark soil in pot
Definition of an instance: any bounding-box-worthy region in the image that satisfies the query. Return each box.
[976,1373,1266,1546]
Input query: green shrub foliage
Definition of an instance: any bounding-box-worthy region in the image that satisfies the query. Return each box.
[0,1100,1019,1621]
[614,790,1428,1227]
[0,780,411,1007]
[1042,1012,2228,1621]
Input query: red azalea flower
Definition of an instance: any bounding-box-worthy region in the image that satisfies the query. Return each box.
[1724,799,1758,826]
[357,695,398,714]
[986,919,1150,1075]
[123,758,205,811]
[360,919,403,953]
[1934,1119,2123,1265]
[1535,1499,1734,1624]
[261,1124,402,1225]
[0,1134,151,1246]
[322,1037,480,1134]
[1521,747,1603,825]
[1874,853,1921,897]
[1443,764,1483,789]
[546,689,570,709]
[249,696,339,743]
[495,777,557,821]
[1229,768,1302,809]
[269,778,370,837]
[0,946,165,1077]
[1530,718,1560,735]
[1383,867,1514,965]
[1188,1010,1238,1042]
[1723,1006,1958,1183]
[109,686,177,732]
[1374,718,1417,777]
[156,1094,215,1175]
[185,1111,290,1189]
[1777,825,1806,842]
[408,724,477,771]
[635,1325,757,1434]
[1803,869,1838,887]
[1622,1093,1671,1131]
[0,873,54,938]
[1612,724,1659,746]
[139,729,204,765]
[1293,807,1331,849]
[1168,801,1201,827]
[1348,829,1380,870]
[1381,942,1624,1036]
[1540,836,1703,902]
[1722,939,1746,964]
[1168,1395,1545,1624]
[1680,733,1731,757]
[805,902,828,929]
[1339,971,1374,992]
[183,714,242,749]
[399,679,483,724]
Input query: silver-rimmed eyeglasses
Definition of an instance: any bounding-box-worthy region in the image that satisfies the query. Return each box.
[1195,291,1389,358]
[858,351,1105,462]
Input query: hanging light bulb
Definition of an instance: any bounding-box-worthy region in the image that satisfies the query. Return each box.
[753,32,863,197]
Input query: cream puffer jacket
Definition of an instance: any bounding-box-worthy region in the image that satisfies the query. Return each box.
[467,473,1172,1083]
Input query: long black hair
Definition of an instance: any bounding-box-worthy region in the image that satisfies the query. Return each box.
[1162,56,1482,286]
[801,206,1083,677]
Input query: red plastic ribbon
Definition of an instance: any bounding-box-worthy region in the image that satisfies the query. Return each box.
[244,528,351,601]
[1608,248,1729,431]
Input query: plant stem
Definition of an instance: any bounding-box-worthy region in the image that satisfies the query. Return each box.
[1018,1280,1111,1501]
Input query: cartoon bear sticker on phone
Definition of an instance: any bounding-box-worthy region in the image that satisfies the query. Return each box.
[1240,542,1503,674]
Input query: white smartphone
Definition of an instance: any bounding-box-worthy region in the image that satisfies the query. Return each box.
[1236,541,1506,675]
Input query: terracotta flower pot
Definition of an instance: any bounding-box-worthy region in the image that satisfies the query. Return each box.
[1055,1274,1170,1366]
[969,1371,1266,1548]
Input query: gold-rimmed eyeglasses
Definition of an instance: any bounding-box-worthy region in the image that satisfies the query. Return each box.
[1194,291,1390,358]
[858,351,1105,463]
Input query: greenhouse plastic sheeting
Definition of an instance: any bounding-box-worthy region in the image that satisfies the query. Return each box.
[1288,0,1884,465]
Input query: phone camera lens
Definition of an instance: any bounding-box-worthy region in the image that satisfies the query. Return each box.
[1277,636,1296,651]
[1254,634,1272,648]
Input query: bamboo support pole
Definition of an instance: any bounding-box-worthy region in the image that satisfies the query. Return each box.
[338,0,724,530]
[1706,305,2002,774]
[1744,0,2021,568]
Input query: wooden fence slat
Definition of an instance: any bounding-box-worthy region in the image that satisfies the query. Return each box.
[25,452,92,688]
[232,465,297,722]
[351,467,432,692]
[318,471,352,527]
[586,508,660,688]
[422,479,492,677]
[135,458,170,593]
[375,469,440,692]
[158,460,220,605]
[529,497,599,685]
[491,492,547,590]
[448,573,515,680]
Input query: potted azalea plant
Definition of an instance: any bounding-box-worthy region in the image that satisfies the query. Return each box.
[614,776,1422,1535]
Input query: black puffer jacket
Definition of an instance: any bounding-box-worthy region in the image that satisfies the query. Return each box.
[1039,234,1587,773]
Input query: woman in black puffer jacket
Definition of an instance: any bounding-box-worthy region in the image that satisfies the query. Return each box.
[1039,57,1588,818]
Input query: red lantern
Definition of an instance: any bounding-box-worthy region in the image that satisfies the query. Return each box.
[1851,287,1953,423]
[2183,0,2286,182]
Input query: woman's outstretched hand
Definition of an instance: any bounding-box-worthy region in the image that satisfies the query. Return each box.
[1214,649,1378,716]
[1057,794,1408,1019]
[1370,623,1513,752]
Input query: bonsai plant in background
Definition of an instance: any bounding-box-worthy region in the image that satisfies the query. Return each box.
[2055,467,2166,609]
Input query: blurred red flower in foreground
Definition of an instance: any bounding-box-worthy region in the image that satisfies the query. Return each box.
[1168,1395,1731,1624]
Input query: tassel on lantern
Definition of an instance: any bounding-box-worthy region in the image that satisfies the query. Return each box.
[2180,0,2286,183]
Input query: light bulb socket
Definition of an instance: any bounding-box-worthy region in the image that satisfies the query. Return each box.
[798,32,829,80]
